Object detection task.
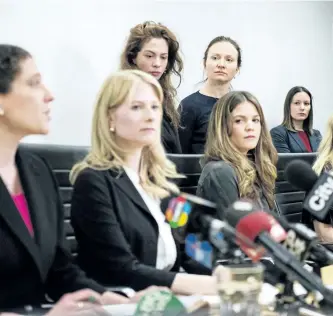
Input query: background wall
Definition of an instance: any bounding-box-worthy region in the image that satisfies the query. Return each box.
[0,0,332,145]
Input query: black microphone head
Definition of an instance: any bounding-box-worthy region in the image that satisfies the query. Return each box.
[224,200,255,228]
[163,192,216,233]
[284,159,318,192]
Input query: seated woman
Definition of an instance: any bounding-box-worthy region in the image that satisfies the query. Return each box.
[197,91,278,218]
[310,115,333,242]
[119,21,183,154]
[70,69,216,294]
[270,86,322,153]
[0,44,150,315]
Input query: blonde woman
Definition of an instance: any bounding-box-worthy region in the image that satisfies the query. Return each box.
[197,91,278,218]
[311,115,333,242]
[70,70,216,295]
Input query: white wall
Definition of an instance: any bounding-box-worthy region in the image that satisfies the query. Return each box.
[0,0,332,145]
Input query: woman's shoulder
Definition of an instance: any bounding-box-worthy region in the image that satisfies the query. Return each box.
[270,124,287,134]
[74,165,121,185]
[200,160,236,181]
[313,129,322,136]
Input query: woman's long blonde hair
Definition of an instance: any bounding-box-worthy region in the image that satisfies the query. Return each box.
[70,69,182,198]
[313,115,333,175]
[203,91,278,208]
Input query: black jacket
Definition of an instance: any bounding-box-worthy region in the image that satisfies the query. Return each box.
[0,149,104,311]
[270,125,322,153]
[71,167,210,291]
[162,113,182,154]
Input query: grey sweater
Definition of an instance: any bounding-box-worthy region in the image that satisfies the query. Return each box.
[197,160,271,219]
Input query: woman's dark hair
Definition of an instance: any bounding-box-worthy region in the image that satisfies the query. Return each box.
[120,21,183,128]
[282,86,314,134]
[0,44,31,94]
[203,36,242,68]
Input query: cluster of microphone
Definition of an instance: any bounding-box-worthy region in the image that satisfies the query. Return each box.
[161,159,333,315]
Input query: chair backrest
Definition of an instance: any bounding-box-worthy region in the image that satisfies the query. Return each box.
[19,143,89,255]
[17,144,318,255]
[275,153,317,223]
[167,154,202,195]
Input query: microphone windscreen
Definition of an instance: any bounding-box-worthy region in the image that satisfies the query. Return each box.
[224,200,255,228]
[164,192,216,232]
[236,211,287,250]
[284,159,318,192]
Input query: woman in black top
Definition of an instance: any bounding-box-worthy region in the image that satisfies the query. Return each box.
[270,86,322,153]
[197,91,278,218]
[179,36,242,154]
[119,21,183,154]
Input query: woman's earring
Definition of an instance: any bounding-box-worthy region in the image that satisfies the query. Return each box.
[0,107,4,116]
[110,127,115,132]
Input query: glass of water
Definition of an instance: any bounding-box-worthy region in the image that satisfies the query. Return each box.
[213,263,264,316]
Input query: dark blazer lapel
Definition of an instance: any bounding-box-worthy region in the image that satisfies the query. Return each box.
[309,132,319,152]
[16,151,55,279]
[111,170,152,217]
[289,131,306,152]
[0,154,43,277]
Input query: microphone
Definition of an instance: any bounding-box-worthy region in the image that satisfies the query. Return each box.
[271,213,333,266]
[224,203,333,304]
[284,160,333,222]
[164,193,262,266]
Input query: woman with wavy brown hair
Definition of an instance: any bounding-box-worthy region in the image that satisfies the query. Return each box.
[197,91,278,218]
[120,21,183,154]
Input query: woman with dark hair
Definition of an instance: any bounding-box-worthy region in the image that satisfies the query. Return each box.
[270,86,322,153]
[179,36,242,154]
[120,21,183,154]
[197,91,278,217]
[0,44,155,315]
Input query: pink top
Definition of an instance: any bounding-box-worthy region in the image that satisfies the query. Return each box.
[12,193,34,236]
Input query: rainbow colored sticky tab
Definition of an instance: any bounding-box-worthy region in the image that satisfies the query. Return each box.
[165,196,192,228]
[134,289,187,316]
[185,234,213,269]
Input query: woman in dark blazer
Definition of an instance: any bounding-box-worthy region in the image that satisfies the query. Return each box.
[0,44,133,314]
[70,69,216,295]
[119,21,183,154]
[270,86,322,153]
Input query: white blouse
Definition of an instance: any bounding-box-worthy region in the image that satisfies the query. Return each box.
[123,166,177,271]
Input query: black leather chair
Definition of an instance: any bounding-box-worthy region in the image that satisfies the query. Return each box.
[169,153,318,223]
[167,154,202,195]
[275,153,317,223]
[19,143,89,256]
[17,145,318,255]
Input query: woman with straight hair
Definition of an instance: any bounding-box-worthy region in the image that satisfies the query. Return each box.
[179,36,242,154]
[270,86,322,153]
[0,44,135,315]
[310,115,333,242]
[197,91,278,218]
[119,21,183,154]
[70,69,217,294]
